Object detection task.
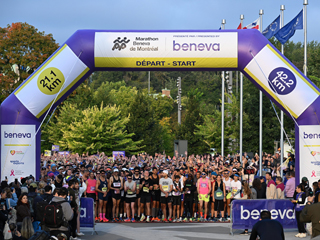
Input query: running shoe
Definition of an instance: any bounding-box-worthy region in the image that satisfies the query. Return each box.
[131,218,136,223]
[95,217,99,222]
[103,218,109,223]
[155,217,161,222]
[240,231,249,236]
[168,218,173,222]
[77,233,84,236]
[119,217,123,222]
[163,218,169,223]
[183,217,188,222]
[124,218,131,222]
[146,216,150,222]
[173,219,177,222]
[99,217,103,222]
[140,215,146,222]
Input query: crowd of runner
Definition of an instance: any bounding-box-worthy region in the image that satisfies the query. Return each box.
[0,150,304,240]
[38,151,296,223]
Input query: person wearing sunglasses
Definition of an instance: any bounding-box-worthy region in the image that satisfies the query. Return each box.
[96,170,109,222]
[124,173,136,222]
[132,167,142,221]
[197,171,211,221]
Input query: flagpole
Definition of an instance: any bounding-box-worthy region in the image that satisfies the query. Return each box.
[303,0,308,76]
[259,9,263,176]
[221,19,226,158]
[240,14,244,164]
[280,5,285,178]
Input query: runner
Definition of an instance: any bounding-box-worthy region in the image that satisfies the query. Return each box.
[212,174,226,222]
[95,169,109,222]
[197,171,211,221]
[193,171,201,220]
[150,167,161,222]
[223,170,232,221]
[85,171,98,221]
[108,168,123,221]
[183,173,195,222]
[124,173,136,222]
[172,175,182,222]
[140,170,153,222]
[159,170,173,222]
[133,167,142,221]
[210,171,217,221]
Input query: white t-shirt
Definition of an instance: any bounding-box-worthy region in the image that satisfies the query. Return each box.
[160,177,173,197]
[223,178,232,192]
[230,180,242,199]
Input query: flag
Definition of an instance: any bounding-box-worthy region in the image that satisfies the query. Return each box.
[237,23,242,29]
[274,10,303,45]
[243,18,260,29]
[219,26,221,30]
[262,15,280,39]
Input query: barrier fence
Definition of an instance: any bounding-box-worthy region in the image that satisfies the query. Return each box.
[230,199,297,235]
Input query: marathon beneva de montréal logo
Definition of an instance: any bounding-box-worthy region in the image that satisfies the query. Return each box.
[112,37,130,51]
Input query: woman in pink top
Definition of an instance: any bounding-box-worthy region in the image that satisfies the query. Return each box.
[85,172,97,219]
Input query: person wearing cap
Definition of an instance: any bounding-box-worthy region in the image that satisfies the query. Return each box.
[230,174,241,199]
[260,176,267,199]
[96,170,109,222]
[302,177,312,197]
[48,164,59,177]
[108,168,123,222]
[160,170,173,222]
[28,182,43,217]
[197,171,211,221]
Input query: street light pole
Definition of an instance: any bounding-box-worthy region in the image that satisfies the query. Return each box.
[221,19,226,158]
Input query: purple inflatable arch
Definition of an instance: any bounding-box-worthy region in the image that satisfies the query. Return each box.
[1,29,320,184]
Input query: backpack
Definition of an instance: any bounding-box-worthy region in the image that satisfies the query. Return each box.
[28,195,36,215]
[7,200,17,224]
[42,201,68,228]
[28,230,51,240]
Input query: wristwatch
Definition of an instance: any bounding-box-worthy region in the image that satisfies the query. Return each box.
[307,201,313,205]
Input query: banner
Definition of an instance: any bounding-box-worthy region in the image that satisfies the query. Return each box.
[58,151,70,156]
[113,151,125,160]
[1,125,36,182]
[94,32,238,69]
[44,150,51,157]
[299,125,320,183]
[232,199,296,229]
[80,197,94,228]
[51,145,59,151]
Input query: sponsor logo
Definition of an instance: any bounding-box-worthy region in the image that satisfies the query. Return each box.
[10,150,15,155]
[304,132,320,139]
[80,207,86,218]
[240,205,295,220]
[4,131,31,138]
[268,67,297,95]
[173,40,220,51]
[10,170,15,176]
[112,37,130,51]
[311,151,317,156]
[311,171,316,177]
[9,150,24,155]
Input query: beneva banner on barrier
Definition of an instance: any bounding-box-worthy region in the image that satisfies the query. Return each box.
[232,199,296,229]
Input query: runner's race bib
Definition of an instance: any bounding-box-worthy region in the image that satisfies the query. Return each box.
[143,187,149,193]
[127,189,133,194]
[114,190,120,194]
[172,191,180,196]
[90,186,96,191]
[162,185,169,191]
[102,187,108,192]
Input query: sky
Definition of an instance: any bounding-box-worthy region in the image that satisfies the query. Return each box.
[1,0,319,45]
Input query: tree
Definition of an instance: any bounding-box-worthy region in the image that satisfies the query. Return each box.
[0,22,58,103]
[177,88,207,154]
[57,103,142,155]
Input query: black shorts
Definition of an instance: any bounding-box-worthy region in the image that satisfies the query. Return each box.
[87,193,96,201]
[160,196,173,204]
[214,200,224,211]
[172,196,181,206]
[112,193,121,200]
[140,195,151,204]
[193,193,199,203]
[125,197,136,203]
[151,190,161,201]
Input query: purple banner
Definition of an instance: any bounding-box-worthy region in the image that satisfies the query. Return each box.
[58,151,70,156]
[113,151,125,160]
[51,145,59,151]
[232,199,296,229]
[80,197,94,228]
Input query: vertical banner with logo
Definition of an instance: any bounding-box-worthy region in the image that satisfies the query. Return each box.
[51,145,59,151]
[80,197,94,228]
[232,199,296,230]
[1,125,36,182]
[299,125,320,183]
[112,151,125,160]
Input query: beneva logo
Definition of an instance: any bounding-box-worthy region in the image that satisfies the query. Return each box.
[173,40,220,51]
[304,132,320,139]
[240,205,295,220]
[4,131,31,138]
